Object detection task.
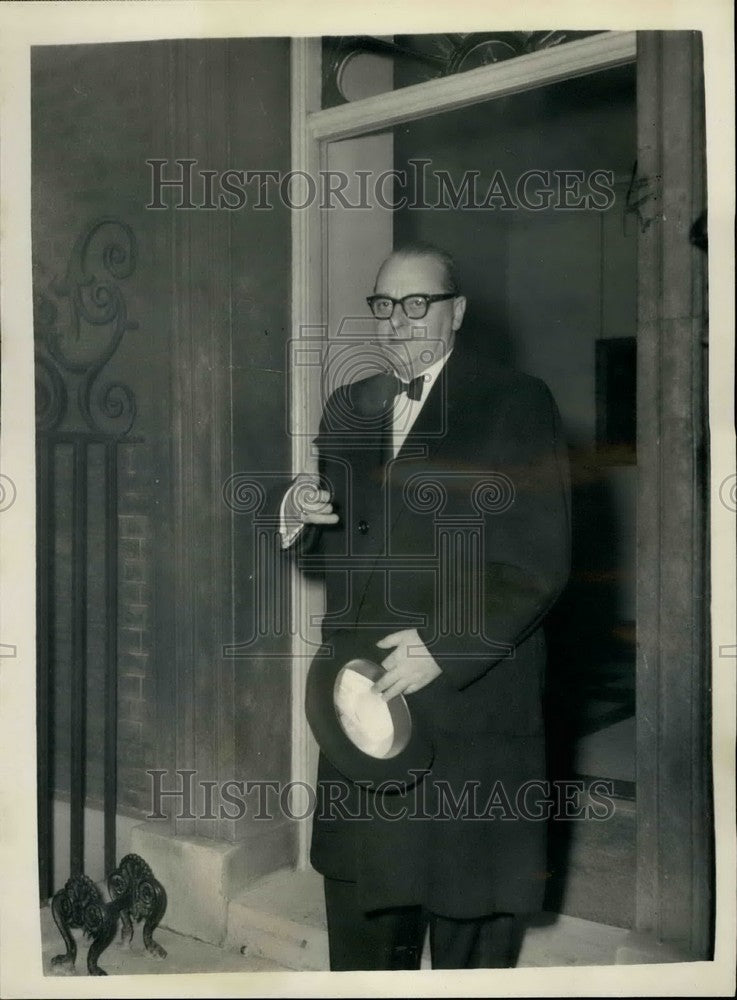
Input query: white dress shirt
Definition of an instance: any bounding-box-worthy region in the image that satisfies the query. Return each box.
[389,350,450,459]
[280,349,453,548]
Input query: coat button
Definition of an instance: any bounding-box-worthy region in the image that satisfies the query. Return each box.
[357,519,369,535]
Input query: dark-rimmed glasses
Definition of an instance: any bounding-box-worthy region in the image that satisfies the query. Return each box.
[366,292,457,320]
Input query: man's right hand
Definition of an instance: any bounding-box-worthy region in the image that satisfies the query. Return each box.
[282,474,339,534]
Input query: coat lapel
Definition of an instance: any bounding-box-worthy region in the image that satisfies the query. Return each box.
[387,346,468,462]
[354,347,488,617]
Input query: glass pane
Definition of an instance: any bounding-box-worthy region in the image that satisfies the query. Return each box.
[321,31,607,109]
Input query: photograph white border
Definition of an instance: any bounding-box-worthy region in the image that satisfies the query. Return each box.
[1,2,734,997]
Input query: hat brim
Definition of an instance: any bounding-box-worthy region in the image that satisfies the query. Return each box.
[305,630,434,790]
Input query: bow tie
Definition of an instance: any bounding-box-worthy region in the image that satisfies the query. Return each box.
[395,374,425,401]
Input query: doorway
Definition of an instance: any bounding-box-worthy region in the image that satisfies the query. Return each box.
[322,64,637,928]
[291,30,712,959]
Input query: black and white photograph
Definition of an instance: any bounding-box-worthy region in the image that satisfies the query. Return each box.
[0,2,734,996]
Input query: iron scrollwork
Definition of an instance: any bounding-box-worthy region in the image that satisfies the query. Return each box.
[50,874,119,976]
[323,31,604,104]
[34,218,138,436]
[35,352,69,433]
[107,853,167,959]
[49,854,167,976]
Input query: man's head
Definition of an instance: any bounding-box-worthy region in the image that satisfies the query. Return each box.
[369,243,467,380]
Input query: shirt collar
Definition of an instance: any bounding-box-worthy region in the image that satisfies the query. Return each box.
[415,348,452,400]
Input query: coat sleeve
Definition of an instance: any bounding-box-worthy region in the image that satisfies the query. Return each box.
[416,377,571,691]
[279,384,346,560]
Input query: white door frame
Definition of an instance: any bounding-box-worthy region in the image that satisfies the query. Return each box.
[289,30,638,868]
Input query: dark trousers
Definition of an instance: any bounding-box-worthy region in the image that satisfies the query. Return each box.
[324,877,524,971]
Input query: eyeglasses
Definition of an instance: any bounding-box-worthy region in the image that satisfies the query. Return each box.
[366,292,457,320]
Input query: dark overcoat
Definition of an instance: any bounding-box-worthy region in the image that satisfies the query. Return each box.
[297,342,571,919]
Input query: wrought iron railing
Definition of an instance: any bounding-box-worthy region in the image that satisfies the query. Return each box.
[35,218,141,899]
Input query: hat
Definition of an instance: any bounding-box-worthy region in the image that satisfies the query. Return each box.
[305,629,434,790]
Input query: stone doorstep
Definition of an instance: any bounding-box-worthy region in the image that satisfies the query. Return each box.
[225,867,632,971]
[227,898,330,972]
[126,820,636,970]
[226,867,329,971]
[226,867,435,970]
[615,931,695,965]
[129,819,294,947]
[131,822,242,946]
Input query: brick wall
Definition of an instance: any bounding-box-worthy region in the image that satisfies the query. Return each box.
[35,39,294,880]
[33,40,171,828]
[45,440,157,819]
[117,443,156,816]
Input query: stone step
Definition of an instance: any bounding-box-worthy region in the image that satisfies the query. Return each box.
[226,868,329,971]
[40,901,286,976]
[546,795,636,928]
[225,867,631,971]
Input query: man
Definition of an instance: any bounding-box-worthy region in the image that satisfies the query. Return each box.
[280,242,571,970]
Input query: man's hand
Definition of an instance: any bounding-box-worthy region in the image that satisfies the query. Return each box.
[373,628,441,700]
[283,473,339,531]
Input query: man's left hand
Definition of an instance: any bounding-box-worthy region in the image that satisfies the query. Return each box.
[373,629,441,699]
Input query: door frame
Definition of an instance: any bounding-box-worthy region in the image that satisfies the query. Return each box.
[289,30,713,960]
[290,26,637,868]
